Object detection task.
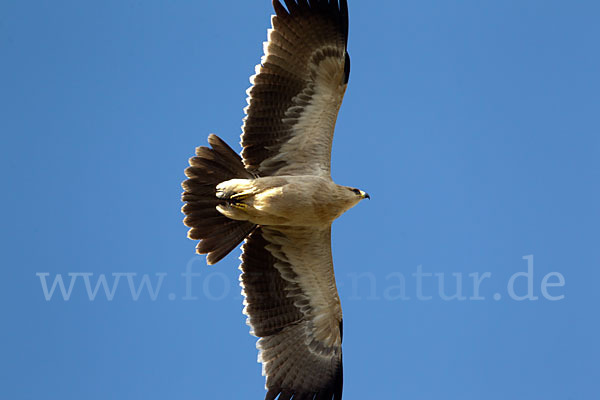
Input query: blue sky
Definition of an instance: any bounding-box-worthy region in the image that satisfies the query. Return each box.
[1,1,598,399]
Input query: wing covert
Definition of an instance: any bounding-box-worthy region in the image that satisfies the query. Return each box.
[240,226,344,399]
[241,0,350,177]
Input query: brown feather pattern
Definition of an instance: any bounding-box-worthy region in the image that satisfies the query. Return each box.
[241,0,349,177]
[241,228,343,400]
[181,134,256,265]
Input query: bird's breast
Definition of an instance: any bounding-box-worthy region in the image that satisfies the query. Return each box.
[247,176,343,227]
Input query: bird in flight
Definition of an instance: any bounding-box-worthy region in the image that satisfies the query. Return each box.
[181,1,368,399]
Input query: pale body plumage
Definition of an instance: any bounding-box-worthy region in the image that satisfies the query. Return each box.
[216,176,363,227]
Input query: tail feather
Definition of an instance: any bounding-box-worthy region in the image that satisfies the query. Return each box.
[196,222,253,264]
[182,134,256,265]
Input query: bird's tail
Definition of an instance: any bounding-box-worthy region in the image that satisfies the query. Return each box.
[182,134,256,265]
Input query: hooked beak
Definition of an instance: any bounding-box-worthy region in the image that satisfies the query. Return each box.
[360,190,370,200]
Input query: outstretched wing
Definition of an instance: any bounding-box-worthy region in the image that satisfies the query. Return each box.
[240,226,343,400]
[241,0,350,177]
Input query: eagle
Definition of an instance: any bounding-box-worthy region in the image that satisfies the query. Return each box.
[181,1,368,399]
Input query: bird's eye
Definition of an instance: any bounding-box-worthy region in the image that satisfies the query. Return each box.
[351,188,361,195]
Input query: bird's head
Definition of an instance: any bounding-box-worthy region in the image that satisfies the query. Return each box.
[338,186,370,210]
[348,187,370,201]
[331,184,370,219]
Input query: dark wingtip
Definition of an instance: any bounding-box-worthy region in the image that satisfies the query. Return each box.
[340,0,349,44]
[341,0,350,84]
[264,362,343,400]
[282,0,298,14]
[273,0,289,17]
[343,52,350,84]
